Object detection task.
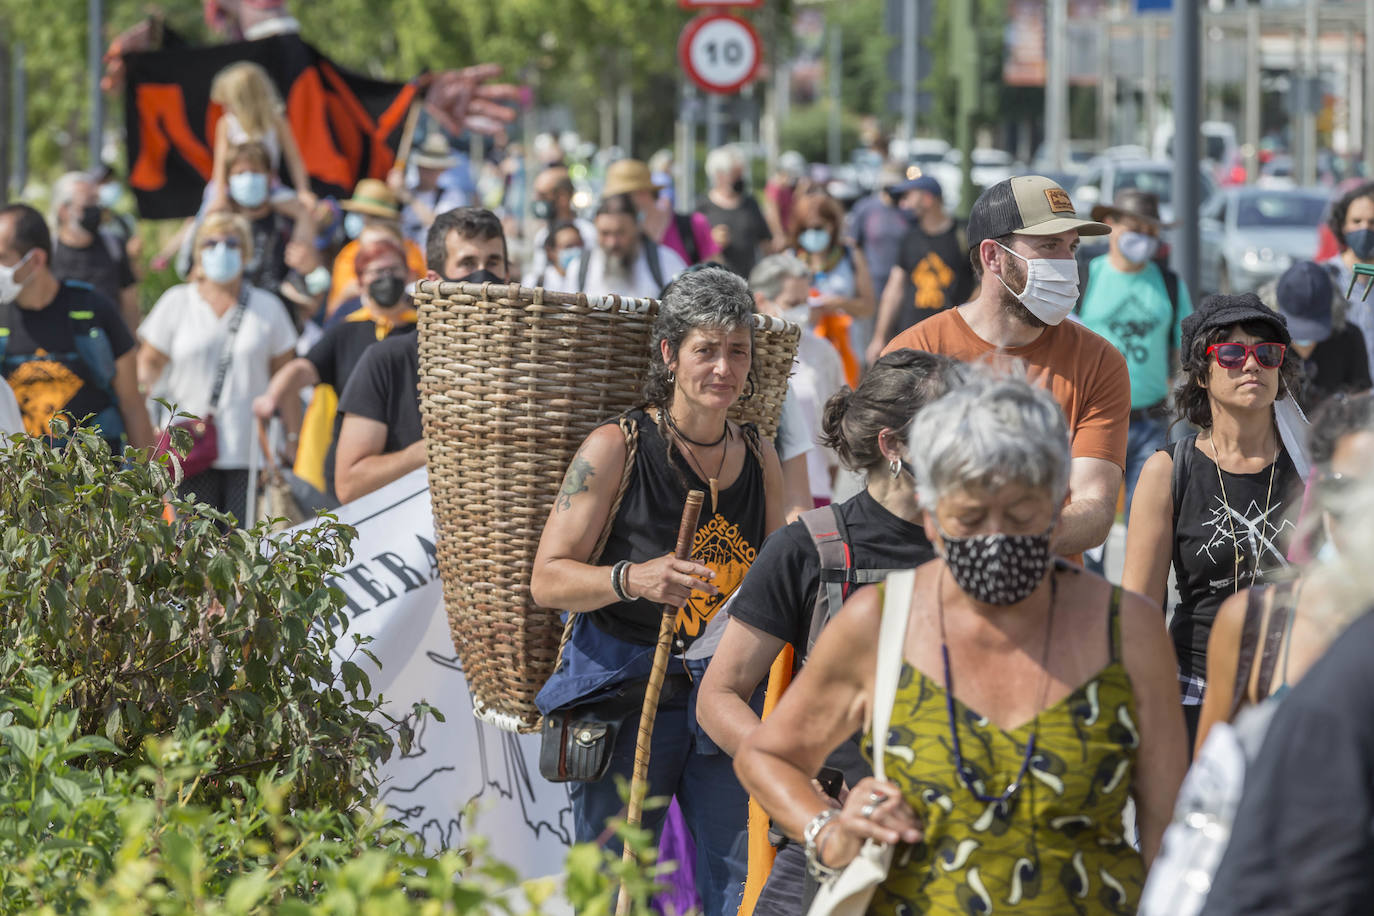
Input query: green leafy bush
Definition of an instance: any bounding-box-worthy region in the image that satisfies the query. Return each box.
[0,426,672,912]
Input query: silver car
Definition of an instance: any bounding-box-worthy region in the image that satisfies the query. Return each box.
[1197,188,1327,295]
[1070,158,1217,224]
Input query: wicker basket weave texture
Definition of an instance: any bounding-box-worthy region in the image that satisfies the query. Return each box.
[415,280,799,733]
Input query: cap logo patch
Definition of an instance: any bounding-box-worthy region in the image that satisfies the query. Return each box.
[1044,188,1074,213]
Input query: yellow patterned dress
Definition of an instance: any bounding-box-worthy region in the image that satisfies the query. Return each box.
[862,588,1143,915]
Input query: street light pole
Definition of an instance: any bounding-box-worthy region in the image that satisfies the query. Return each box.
[1301,0,1318,187]
[1173,0,1201,303]
[900,0,918,148]
[1045,0,1068,171]
[88,0,104,169]
[1245,5,1261,185]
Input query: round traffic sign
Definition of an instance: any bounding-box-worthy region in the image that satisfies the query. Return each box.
[678,13,762,95]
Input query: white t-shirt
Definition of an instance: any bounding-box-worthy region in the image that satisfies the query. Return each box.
[140,284,298,469]
[792,331,847,500]
[570,242,688,300]
[0,377,23,438]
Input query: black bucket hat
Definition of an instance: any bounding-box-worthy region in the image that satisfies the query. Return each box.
[1180,292,1292,357]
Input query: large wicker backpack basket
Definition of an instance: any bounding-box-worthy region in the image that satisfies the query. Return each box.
[413,280,799,733]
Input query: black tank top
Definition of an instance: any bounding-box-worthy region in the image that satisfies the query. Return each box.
[589,408,767,649]
[1171,434,1299,678]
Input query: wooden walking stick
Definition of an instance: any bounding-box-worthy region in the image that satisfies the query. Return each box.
[616,489,705,916]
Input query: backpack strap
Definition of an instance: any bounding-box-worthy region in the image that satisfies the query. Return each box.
[1161,263,1182,361]
[801,505,851,654]
[1254,582,1296,702]
[1170,436,1196,529]
[642,234,665,291]
[553,413,640,668]
[1228,587,1268,721]
[673,212,700,265]
[576,249,591,292]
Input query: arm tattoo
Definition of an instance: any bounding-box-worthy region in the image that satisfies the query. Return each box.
[555,453,595,512]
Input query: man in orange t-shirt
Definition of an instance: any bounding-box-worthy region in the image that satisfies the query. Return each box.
[884,175,1129,558]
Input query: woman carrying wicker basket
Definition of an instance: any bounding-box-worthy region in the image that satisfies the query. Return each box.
[532,266,784,916]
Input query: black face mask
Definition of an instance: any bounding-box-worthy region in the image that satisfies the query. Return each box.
[531,199,554,221]
[453,269,507,285]
[367,274,407,308]
[78,205,103,235]
[730,177,747,195]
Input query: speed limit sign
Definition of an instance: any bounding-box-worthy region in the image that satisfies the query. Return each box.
[678,13,762,95]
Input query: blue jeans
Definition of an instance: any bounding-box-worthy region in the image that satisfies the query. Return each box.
[570,683,748,916]
[1124,411,1170,518]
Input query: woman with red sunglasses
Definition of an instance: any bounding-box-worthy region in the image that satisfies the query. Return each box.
[1123,293,1304,747]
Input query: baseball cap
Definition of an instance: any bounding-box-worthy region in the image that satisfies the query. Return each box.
[1274,261,1335,343]
[967,175,1110,252]
[890,175,943,200]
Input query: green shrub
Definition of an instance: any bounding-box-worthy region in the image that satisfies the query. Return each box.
[0,426,672,912]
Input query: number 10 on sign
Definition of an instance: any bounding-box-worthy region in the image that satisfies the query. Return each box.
[678,13,763,95]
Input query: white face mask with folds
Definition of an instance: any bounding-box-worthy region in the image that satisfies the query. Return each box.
[994,241,1079,326]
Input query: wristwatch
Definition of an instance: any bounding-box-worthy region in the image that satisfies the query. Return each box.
[802,808,840,880]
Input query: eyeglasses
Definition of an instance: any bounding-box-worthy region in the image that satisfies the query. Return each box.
[1206,342,1286,370]
[200,237,242,251]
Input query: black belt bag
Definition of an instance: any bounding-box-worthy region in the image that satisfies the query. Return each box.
[539,674,691,783]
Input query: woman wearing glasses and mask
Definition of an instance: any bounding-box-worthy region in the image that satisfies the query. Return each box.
[1123,293,1305,746]
[735,373,1187,915]
[138,211,298,524]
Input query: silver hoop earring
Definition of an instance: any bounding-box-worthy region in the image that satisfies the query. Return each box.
[889,459,901,479]
[667,371,675,383]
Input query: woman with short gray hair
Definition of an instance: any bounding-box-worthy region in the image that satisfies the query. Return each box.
[736,371,1187,915]
[531,264,783,916]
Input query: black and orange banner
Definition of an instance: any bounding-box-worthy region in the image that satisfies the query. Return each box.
[122,34,417,219]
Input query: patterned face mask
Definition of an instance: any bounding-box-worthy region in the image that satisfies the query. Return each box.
[936,524,1055,606]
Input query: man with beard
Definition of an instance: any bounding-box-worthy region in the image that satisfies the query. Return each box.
[882,175,1129,559]
[572,194,686,299]
[332,207,509,503]
[867,175,975,363]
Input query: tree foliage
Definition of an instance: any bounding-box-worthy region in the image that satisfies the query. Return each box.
[0,425,671,911]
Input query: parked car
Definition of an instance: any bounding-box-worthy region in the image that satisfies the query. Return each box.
[1153,120,1240,175]
[1030,141,1098,177]
[890,137,951,174]
[928,147,1022,212]
[1197,187,1328,295]
[1070,158,1218,224]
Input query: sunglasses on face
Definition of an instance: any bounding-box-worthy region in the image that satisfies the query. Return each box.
[1206,342,1286,370]
[200,237,242,251]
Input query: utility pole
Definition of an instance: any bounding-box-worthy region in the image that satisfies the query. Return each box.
[1098,20,1114,150]
[616,84,633,156]
[0,38,9,204]
[88,0,104,169]
[1173,0,1201,304]
[952,0,977,218]
[11,43,25,195]
[1245,5,1261,184]
[677,83,697,209]
[899,0,918,148]
[827,25,842,166]
[1045,0,1068,171]
[1301,0,1318,187]
[1144,20,1158,150]
[1366,0,1374,179]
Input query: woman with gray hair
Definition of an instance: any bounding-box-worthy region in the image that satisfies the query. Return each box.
[531,265,783,916]
[735,371,1187,915]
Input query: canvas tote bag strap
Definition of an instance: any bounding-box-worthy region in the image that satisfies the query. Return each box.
[871,569,914,783]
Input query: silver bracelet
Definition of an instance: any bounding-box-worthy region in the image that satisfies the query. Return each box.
[802,808,841,880]
[611,560,632,602]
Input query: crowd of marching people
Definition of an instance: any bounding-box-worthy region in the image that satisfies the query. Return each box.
[6,49,1374,914]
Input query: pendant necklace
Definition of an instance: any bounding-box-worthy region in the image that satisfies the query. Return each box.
[1207,434,1278,594]
[660,408,730,513]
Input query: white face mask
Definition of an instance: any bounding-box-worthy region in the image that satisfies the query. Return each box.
[0,251,32,305]
[994,241,1079,326]
[1117,230,1159,266]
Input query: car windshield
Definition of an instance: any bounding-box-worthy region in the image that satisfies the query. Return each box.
[1235,194,1327,228]
[1114,168,1174,201]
